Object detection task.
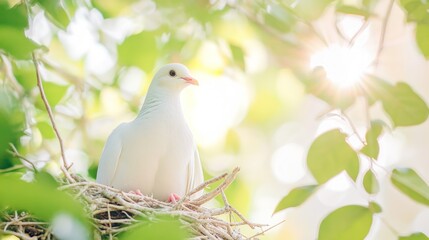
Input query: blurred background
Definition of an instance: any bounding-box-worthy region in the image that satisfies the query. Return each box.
[1,0,429,239]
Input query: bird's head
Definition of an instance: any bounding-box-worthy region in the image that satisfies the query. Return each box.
[151,63,198,92]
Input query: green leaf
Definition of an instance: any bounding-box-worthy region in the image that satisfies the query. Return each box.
[37,121,56,139]
[307,129,360,184]
[35,0,76,29]
[391,168,429,206]
[336,5,372,17]
[91,0,137,18]
[0,175,88,223]
[301,70,356,109]
[363,169,380,194]
[293,0,335,21]
[0,89,25,162]
[381,82,429,127]
[229,43,245,70]
[400,232,429,240]
[36,81,68,108]
[399,0,429,23]
[0,26,39,59]
[118,31,158,72]
[368,201,382,213]
[361,121,383,159]
[273,185,318,214]
[121,216,188,240]
[416,24,429,59]
[0,3,28,29]
[263,3,297,33]
[13,60,37,92]
[318,205,373,240]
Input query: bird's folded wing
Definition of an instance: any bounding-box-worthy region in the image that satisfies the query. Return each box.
[186,146,204,197]
[96,124,125,186]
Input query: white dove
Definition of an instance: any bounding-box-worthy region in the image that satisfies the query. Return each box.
[96,63,204,203]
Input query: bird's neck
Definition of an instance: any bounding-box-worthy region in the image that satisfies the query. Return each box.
[136,86,183,120]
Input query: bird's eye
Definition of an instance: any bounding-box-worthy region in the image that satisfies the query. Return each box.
[169,70,176,77]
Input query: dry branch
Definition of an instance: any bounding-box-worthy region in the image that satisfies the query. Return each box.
[32,53,73,182]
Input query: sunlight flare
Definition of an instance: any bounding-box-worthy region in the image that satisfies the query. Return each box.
[310,44,371,88]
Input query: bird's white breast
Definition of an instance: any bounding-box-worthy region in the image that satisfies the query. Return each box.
[109,106,194,200]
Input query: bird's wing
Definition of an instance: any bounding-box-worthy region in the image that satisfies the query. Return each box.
[96,123,126,186]
[186,146,204,197]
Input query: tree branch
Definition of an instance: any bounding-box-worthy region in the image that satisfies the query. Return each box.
[32,53,74,182]
[374,0,395,67]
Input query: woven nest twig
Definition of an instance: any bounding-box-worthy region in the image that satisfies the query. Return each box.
[1,167,269,240]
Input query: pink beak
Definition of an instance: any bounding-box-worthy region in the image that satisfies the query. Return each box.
[181,76,199,86]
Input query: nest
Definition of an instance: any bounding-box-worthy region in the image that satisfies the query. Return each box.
[1,167,269,240]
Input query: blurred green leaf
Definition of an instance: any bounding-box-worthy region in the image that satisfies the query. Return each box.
[36,81,68,108]
[400,232,429,240]
[399,0,429,23]
[183,1,228,23]
[263,2,297,33]
[92,0,137,18]
[360,76,392,106]
[118,31,158,72]
[381,82,429,127]
[35,171,60,188]
[307,129,360,184]
[416,23,429,59]
[0,3,28,29]
[368,201,382,213]
[273,185,318,214]
[336,5,372,17]
[363,170,380,194]
[229,43,245,70]
[12,60,37,92]
[120,216,188,240]
[0,26,39,59]
[88,163,98,179]
[0,89,25,165]
[361,121,383,159]
[318,205,373,240]
[293,0,335,21]
[35,0,76,29]
[37,121,56,139]
[301,70,356,109]
[391,168,429,206]
[362,0,379,10]
[0,175,88,223]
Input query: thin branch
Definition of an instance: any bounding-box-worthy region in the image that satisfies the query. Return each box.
[0,164,26,173]
[32,53,74,182]
[374,0,395,67]
[8,143,37,172]
[248,219,286,239]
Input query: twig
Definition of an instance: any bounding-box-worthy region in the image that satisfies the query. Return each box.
[374,0,395,67]
[0,164,26,173]
[348,19,370,47]
[191,168,240,206]
[32,53,74,182]
[8,143,38,172]
[248,219,286,239]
